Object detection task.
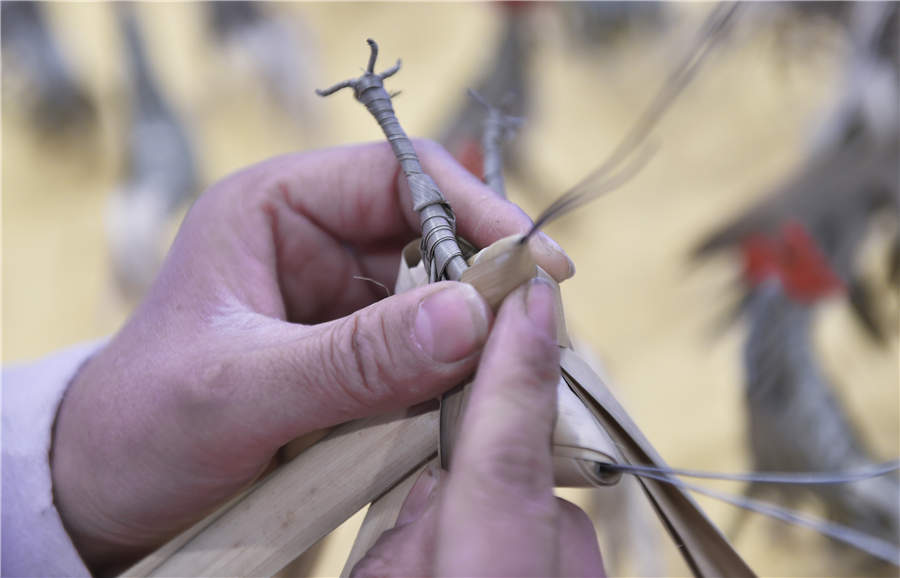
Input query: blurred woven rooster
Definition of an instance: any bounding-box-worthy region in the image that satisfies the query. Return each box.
[1,1,96,134]
[106,4,198,299]
[808,2,898,157]
[690,6,899,562]
[558,1,668,48]
[696,1,899,341]
[696,137,898,343]
[439,2,531,183]
[725,225,900,559]
[207,1,318,127]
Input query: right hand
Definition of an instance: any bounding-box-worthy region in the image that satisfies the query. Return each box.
[352,279,606,577]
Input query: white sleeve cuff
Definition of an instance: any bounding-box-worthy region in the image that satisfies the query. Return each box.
[3,341,107,577]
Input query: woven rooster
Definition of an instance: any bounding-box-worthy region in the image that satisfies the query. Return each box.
[691,12,899,549]
[106,4,198,299]
[207,1,317,127]
[693,13,899,536]
[697,1,899,340]
[1,1,96,134]
[439,2,531,182]
[720,223,900,564]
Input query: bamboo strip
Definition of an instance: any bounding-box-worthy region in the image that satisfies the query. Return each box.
[460,236,536,310]
[140,407,438,577]
[122,485,257,577]
[560,349,755,577]
[122,431,332,576]
[341,457,436,577]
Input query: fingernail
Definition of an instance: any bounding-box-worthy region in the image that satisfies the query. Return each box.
[395,465,440,527]
[415,284,490,363]
[534,232,576,280]
[525,278,556,339]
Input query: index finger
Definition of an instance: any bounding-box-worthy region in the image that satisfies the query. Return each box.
[254,140,573,281]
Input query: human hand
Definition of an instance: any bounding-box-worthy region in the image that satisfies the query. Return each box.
[352,280,605,578]
[50,141,574,572]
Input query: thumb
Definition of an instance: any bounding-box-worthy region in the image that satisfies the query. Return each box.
[436,278,561,576]
[229,281,492,444]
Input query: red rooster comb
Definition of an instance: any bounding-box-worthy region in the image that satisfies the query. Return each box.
[778,221,844,302]
[739,220,844,303]
[740,233,781,285]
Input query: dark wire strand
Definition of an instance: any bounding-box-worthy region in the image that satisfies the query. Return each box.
[616,467,900,566]
[523,2,740,241]
[581,1,738,186]
[522,142,658,242]
[598,459,900,485]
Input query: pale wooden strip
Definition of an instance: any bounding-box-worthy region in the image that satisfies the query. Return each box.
[438,383,469,469]
[141,407,438,577]
[560,349,755,577]
[122,485,256,577]
[122,429,336,577]
[340,457,436,577]
[460,236,536,310]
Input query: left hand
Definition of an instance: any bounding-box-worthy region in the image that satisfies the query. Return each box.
[50,141,573,572]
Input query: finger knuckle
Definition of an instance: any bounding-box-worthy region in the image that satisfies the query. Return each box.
[497,334,561,389]
[175,349,242,413]
[196,357,232,396]
[480,359,559,417]
[328,313,392,410]
[473,435,555,500]
[531,354,562,387]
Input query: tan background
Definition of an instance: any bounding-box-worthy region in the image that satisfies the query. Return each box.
[3,3,897,576]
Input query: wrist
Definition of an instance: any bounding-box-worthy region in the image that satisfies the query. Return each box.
[50,351,148,575]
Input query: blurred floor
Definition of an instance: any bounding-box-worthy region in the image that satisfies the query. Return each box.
[2,3,897,577]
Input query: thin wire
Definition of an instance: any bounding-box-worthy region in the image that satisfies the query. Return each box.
[613,468,900,566]
[575,1,739,187]
[522,142,658,242]
[523,2,740,240]
[599,459,900,485]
